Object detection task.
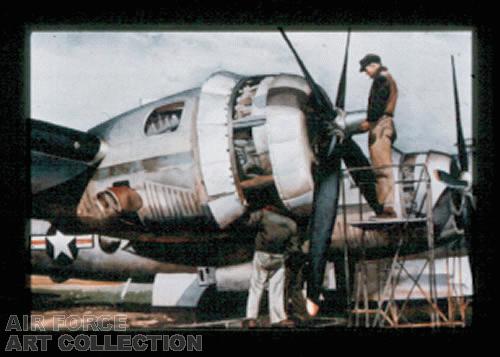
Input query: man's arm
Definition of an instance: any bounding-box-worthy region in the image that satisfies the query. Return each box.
[280,216,302,254]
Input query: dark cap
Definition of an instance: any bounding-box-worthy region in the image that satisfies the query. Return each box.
[359,54,381,72]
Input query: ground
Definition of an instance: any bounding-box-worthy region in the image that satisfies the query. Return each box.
[29,275,471,330]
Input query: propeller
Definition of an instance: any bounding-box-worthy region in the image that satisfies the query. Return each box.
[278,29,382,304]
[435,55,474,250]
[278,28,341,304]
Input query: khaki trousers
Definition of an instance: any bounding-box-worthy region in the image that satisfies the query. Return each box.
[246,251,287,324]
[368,115,396,210]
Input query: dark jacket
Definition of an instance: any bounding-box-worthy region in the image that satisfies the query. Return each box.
[246,209,301,255]
[367,66,398,122]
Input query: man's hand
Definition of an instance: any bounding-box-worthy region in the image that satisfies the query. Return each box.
[358,120,372,132]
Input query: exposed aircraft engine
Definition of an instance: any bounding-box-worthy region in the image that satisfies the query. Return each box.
[188,72,316,228]
[230,75,315,212]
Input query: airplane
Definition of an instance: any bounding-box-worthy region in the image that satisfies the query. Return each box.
[30,29,474,310]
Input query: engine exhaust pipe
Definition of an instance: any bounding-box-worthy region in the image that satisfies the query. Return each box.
[96,186,143,218]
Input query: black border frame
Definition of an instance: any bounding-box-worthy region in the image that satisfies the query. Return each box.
[0,4,495,350]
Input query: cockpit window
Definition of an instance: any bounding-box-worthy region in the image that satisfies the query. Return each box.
[144,102,184,136]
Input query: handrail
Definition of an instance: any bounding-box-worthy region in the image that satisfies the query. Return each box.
[341,163,431,183]
[340,163,432,221]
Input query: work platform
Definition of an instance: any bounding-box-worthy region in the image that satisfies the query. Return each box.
[340,163,469,328]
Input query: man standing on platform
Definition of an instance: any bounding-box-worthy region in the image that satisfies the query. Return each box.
[358,53,399,219]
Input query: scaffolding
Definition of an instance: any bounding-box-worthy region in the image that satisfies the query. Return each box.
[340,163,469,328]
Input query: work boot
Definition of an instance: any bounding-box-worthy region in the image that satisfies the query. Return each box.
[242,319,257,328]
[370,207,397,220]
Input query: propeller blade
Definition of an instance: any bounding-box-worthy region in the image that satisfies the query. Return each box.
[307,154,342,303]
[335,30,351,110]
[451,55,469,173]
[340,138,383,214]
[435,169,468,189]
[278,27,335,116]
[326,132,338,158]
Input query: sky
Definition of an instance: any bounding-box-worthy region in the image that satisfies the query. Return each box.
[30,31,472,154]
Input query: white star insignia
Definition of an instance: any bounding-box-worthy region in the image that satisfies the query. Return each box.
[46,231,76,260]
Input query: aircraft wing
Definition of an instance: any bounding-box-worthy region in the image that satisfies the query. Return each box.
[31,119,107,219]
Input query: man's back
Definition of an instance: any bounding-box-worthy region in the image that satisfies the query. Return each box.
[248,209,300,254]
